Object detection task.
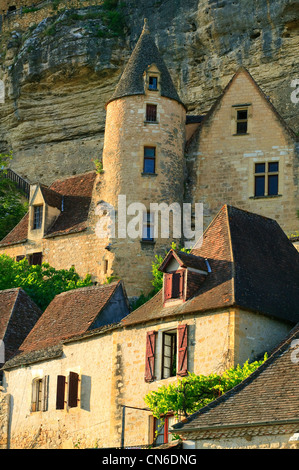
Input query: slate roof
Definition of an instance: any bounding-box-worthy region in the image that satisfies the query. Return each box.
[121,205,299,327]
[0,288,42,362]
[0,171,96,246]
[173,322,299,433]
[107,20,184,107]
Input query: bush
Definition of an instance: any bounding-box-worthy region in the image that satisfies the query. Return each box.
[0,254,92,311]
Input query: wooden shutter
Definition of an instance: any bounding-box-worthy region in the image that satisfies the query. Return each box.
[145,331,156,382]
[42,375,49,412]
[56,375,66,410]
[177,324,188,377]
[68,372,79,408]
[179,270,185,298]
[164,273,173,301]
[172,273,180,298]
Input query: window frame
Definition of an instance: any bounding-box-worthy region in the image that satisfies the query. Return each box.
[31,376,49,412]
[161,330,177,379]
[142,211,155,242]
[33,204,43,230]
[232,104,251,136]
[254,161,279,197]
[145,103,157,123]
[148,76,158,91]
[143,146,156,175]
[153,414,176,446]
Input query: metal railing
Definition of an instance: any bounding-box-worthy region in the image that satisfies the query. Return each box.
[1,169,30,199]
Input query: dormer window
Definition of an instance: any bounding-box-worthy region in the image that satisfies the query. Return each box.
[33,205,43,230]
[159,249,209,304]
[149,76,158,90]
[164,270,185,301]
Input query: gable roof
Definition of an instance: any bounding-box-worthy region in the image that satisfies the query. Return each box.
[186,67,298,150]
[158,249,208,273]
[0,171,96,246]
[107,20,184,107]
[121,205,299,327]
[0,288,42,362]
[12,282,125,356]
[173,322,299,434]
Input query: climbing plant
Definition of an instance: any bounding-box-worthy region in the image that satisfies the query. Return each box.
[144,354,268,420]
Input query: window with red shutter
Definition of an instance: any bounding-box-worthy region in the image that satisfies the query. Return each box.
[68,372,79,408]
[177,324,188,377]
[164,270,185,302]
[145,331,156,382]
[56,375,66,410]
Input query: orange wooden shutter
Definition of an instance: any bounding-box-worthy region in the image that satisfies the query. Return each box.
[177,324,188,376]
[145,331,156,382]
[164,273,173,300]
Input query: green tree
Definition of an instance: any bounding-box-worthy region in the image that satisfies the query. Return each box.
[0,254,92,311]
[0,151,28,240]
[144,355,267,420]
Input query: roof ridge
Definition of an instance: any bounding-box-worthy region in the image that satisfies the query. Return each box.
[173,326,297,431]
[49,170,96,188]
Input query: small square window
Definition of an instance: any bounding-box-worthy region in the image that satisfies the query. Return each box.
[149,76,158,90]
[236,109,248,134]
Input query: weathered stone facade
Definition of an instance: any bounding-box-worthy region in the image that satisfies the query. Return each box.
[0,307,291,449]
[186,68,299,236]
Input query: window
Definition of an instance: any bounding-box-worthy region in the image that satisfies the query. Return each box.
[162,331,177,379]
[153,415,176,446]
[148,76,158,90]
[29,252,42,266]
[56,372,79,409]
[33,205,43,230]
[16,255,25,262]
[103,259,109,274]
[68,371,79,408]
[144,325,188,383]
[31,376,49,412]
[254,162,279,197]
[236,108,248,134]
[142,211,155,241]
[164,270,185,301]
[146,104,157,122]
[143,147,156,174]
[56,375,66,410]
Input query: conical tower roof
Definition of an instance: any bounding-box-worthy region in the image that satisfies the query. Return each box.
[107,19,184,106]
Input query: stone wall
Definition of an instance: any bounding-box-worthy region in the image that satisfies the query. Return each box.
[0,392,10,449]
[187,69,299,235]
[1,305,293,449]
[101,91,186,295]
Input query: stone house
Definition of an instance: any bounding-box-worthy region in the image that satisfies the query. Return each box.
[0,287,42,367]
[172,323,299,449]
[0,22,298,298]
[1,205,299,449]
[0,171,111,287]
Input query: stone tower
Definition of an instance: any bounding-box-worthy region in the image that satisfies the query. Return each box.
[100,20,186,298]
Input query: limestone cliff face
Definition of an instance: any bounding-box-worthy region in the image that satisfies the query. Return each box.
[0,0,298,184]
